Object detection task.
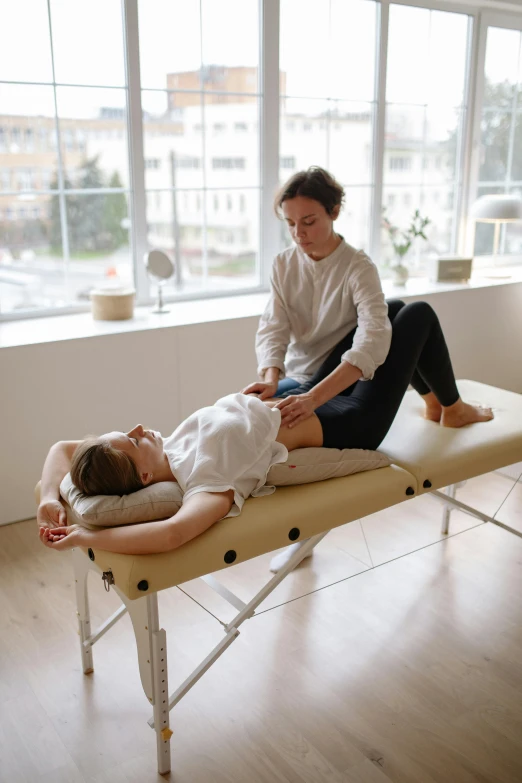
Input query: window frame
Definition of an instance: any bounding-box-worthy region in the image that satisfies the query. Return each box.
[463,6,522,260]
[1,0,522,321]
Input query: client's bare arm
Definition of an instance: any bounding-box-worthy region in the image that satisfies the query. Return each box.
[40,489,234,555]
[37,440,82,529]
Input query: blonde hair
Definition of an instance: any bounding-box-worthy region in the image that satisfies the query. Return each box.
[71,437,144,496]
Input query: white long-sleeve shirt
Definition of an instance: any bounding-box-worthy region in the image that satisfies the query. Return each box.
[256,239,391,384]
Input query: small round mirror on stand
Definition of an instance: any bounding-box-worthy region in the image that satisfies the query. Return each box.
[144,249,175,313]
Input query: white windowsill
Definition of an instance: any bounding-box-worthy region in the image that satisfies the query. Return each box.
[1,266,521,350]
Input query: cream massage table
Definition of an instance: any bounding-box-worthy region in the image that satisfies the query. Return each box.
[36,381,522,775]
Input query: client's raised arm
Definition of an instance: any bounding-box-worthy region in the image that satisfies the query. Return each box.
[40,489,234,556]
[37,440,83,529]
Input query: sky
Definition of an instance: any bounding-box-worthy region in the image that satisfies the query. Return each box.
[0,0,520,139]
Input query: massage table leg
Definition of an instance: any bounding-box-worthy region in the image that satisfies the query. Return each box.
[110,590,172,774]
[72,548,94,674]
[148,531,328,730]
[70,534,328,774]
[431,489,522,539]
[441,484,457,534]
[71,551,173,774]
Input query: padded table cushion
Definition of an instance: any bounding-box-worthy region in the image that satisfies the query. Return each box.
[380,380,522,493]
[82,465,415,599]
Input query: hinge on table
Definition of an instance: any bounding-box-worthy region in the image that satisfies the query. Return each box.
[102,570,115,592]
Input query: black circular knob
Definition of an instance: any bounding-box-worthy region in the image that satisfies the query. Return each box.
[423,479,432,489]
[88,548,95,561]
[137,580,149,591]
[288,527,300,541]
[405,486,415,496]
[224,550,237,564]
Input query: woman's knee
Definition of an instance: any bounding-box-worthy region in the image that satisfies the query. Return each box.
[386,299,406,321]
[399,300,437,324]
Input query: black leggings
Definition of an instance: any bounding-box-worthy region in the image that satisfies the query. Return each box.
[278,300,460,450]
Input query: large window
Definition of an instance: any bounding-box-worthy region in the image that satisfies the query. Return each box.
[0,0,132,315]
[474,24,522,264]
[279,0,378,253]
[381,4,472,277]
[0,1,521,319]
[138,0,260,298]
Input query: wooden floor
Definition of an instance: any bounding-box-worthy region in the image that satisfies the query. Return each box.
[1,466,522,783]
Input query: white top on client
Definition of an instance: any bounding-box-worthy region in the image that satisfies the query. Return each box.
[163,393,288,517]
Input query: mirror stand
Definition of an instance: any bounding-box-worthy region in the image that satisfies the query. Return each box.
[144,249,175,315]
[152,280,169,314]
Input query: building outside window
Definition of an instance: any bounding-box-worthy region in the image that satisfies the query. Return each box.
[389,157,412,171]
[212,158,246,169]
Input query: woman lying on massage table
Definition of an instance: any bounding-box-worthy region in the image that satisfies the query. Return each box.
[38,302,492,556]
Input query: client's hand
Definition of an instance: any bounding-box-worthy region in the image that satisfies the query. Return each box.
[39,525,83,551]
[240,380,278,400]
[37,499,67,530]
[275,392,317,428]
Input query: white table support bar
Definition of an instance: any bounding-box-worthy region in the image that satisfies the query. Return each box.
[224,531,328,632]
[432,488,522,539]
[83,604,128,648]
[149,531,328,729]
[200,573,247,611]
[149,628,240,728]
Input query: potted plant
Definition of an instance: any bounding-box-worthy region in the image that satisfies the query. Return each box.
[382,208,431,286]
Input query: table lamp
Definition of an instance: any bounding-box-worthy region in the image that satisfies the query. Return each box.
[470,194,522,266]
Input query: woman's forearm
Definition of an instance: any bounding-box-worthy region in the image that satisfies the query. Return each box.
[309,361,363,407]
[40,442,77,501]
[264,366,281,385]
[73,490,234,556]
[77,517,177,555]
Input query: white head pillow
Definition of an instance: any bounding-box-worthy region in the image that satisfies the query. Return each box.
[60,447,389,528]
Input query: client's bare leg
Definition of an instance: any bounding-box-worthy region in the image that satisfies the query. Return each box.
[262,399,320,573]
[263,399,324,450]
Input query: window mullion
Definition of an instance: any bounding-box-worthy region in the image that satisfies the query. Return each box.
[462,9,488,257]
[260,0,280,289]
[453,14,477,256]
[47,0,71,303]
[123,0,150,304]
[369,0,390,265]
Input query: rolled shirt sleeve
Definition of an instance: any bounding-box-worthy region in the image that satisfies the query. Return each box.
[255,265,291,380]
[341,254,392,380]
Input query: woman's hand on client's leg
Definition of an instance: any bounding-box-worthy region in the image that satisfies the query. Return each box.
[39,524,84,551]
[275,392,318,428]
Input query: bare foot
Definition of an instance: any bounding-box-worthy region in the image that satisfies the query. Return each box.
[422,392,442,422]
[424,403,442,422]
[441,399,494,428]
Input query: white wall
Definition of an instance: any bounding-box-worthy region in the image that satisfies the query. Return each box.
[2,282,522,526]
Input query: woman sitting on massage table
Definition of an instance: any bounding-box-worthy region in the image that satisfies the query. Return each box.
[242,165,492,436]
[240,164,494,571]
[38,308,492,556]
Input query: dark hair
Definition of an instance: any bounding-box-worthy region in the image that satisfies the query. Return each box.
[70,437,144,496]
[274,166,345,218]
